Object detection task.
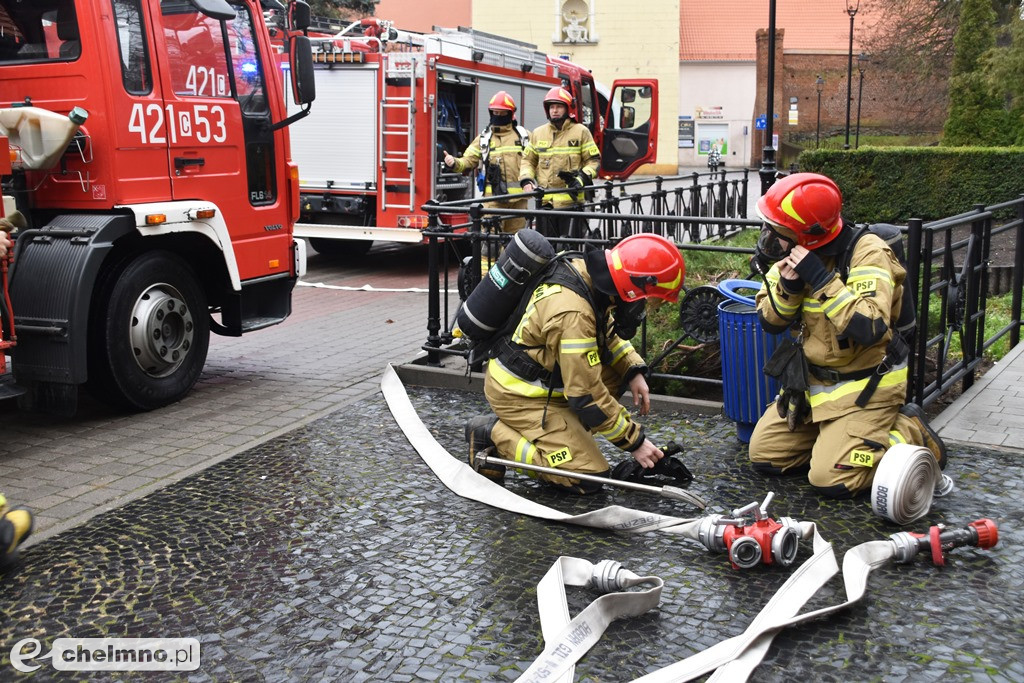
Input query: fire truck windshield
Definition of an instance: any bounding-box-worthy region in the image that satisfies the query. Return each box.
[0,0,80,64]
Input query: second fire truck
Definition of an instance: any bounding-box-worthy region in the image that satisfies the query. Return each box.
[281,18,659,257]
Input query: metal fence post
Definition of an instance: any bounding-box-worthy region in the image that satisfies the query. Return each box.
[1012,194,1024,349]
[906,218,924,405]
[962,205,987,394]
[424,208,443,367]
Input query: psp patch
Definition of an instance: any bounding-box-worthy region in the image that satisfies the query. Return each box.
[849,448,876,468]
[546,447,573,467]
[586,350,600,367]
[852,279,877,296]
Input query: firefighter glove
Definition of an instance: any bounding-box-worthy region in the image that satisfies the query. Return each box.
[791,250,833,290]
[776,387,811,431]
[610,455,693,487]
[558,170,587,191]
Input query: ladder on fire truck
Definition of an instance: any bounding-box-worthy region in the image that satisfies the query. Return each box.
[379,53,418,212]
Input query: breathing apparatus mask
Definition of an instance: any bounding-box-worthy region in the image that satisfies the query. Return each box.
[489,110,513,127]
[753,221,798,273]
[612,298,647,340]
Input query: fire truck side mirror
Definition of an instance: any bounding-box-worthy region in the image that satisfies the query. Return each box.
[290,36,316,106]
[189,0,235,21]
[289,1,311,31]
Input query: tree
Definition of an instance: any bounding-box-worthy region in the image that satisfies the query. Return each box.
[308,0,377,19]
[982,10,1024,144]
[860,0,959,132]
[943,0,1016,145]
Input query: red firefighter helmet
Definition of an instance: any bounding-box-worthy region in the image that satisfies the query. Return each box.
[488,91,517,113]
[755,173,844,250]
[543,86,575,118]
[605,234,685,303]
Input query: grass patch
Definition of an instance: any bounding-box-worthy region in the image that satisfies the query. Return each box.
[926,289,1021,361]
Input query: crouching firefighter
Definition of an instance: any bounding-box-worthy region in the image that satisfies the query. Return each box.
[747,173,947,499]
[462,232,686,494]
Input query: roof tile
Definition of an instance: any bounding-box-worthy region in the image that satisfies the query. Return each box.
[681,0,878,61]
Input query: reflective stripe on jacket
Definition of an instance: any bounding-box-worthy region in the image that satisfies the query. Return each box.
[451,123,527,196]
[485,259,646,451]
[519,120,601,208]
[755,233,907,421]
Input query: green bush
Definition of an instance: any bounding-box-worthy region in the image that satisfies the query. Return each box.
[797,146,1024,222]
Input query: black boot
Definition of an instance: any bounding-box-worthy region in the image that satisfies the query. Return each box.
[464,416,505,482]
[899,403,948,470]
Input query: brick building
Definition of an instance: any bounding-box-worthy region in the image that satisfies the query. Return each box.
[345,0,945,172]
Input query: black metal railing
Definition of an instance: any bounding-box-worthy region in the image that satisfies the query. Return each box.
[420,177,1023,409]
[906,195,1024,407]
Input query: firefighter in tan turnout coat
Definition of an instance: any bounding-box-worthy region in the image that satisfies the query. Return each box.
[519,86,601,239]
[444,90,529,234]
[748,173,947,498]
[465,234,685,493]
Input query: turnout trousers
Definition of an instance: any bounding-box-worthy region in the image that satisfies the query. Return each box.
[749,401,931,497]
[484,384,614,494]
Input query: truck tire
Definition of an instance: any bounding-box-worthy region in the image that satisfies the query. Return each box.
[88,251,210,411]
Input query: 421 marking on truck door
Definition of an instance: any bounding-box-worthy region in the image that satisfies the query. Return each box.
[128,102,228,145]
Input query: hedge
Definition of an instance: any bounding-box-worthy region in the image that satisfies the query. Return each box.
[796,146,1024,223]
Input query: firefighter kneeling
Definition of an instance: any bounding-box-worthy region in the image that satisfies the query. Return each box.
[748,173,947,500]
[465,233,685,494]
[0,493,33,569]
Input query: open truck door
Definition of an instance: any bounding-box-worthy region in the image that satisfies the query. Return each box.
[600,79,657,179]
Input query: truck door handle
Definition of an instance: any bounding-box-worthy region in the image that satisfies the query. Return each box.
[174,157,205,170]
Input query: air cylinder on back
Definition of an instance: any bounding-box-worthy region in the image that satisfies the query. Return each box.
[455,229,555,341]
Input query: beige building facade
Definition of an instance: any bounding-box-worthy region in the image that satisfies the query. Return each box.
[473,0,681,175]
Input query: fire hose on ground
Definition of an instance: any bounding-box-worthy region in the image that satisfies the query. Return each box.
[380,364,1000,680]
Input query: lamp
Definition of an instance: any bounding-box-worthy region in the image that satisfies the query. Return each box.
[855,52,869,149]
[759,0,778,195]
[815,75,824,148]
[843,0,860,150]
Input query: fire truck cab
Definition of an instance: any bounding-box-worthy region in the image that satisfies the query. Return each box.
[0,0,316,415]
[283,20,658,256]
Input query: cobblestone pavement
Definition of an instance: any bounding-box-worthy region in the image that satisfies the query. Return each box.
[0,244,457,543]
[1,385,1020,681]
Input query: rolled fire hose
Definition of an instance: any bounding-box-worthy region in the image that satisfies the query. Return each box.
[381,365,990,680]
[871,443,955,525]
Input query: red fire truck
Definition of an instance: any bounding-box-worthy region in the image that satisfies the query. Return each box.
[279,18,659,257]
[0,0,316,415]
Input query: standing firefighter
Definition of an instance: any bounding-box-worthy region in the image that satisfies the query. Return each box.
[748,172,946,498]
[519,86,601,240]
[444,91,530,234]
[465,233,685,494]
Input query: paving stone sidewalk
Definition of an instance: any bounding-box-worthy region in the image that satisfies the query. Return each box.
[1,274,450,545]
[932,339,1024,452]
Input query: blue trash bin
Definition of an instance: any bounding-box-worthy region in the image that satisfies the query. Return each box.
[717,279,782,443]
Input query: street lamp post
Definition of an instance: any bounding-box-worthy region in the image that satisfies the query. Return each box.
[855,52,869,149]
[759,0,778,195]
[815,75,824,148]
[843,0,860,150]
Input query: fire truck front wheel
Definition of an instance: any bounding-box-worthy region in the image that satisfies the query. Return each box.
[88,251,210,411]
